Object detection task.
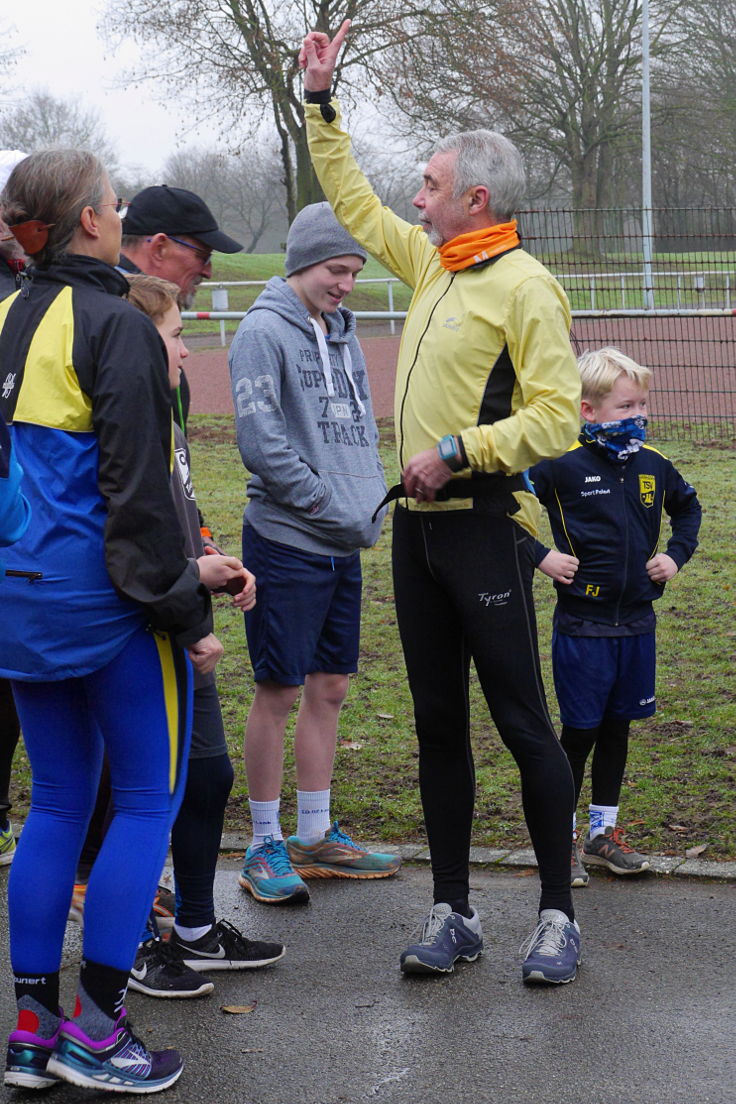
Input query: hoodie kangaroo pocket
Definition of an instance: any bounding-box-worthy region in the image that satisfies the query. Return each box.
[309,469,387,550]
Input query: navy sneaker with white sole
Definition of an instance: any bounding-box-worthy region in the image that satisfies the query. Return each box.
[520,908,581,985]
[400,903,483,975]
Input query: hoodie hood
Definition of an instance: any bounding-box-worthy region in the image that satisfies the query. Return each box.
[247,275,356,343]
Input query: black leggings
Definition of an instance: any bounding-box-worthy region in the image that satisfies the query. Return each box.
[561,716,631,808]
[392,506,574,918]
[0,677,21,825]
[171,752,234,927]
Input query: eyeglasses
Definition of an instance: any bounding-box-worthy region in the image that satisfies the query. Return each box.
[96,197,128,214]
[166,235,212,266]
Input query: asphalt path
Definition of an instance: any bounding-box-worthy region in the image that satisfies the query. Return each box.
[2,858,734,1104]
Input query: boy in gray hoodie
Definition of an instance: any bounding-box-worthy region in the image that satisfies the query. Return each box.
[229,202,399,905]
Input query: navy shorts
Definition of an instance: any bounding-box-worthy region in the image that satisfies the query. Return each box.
[552,630,656,728]
[242,523,362,685]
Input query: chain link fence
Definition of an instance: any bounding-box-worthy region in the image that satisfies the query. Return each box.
[520,207,736,439]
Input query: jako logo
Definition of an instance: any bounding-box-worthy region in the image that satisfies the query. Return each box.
[584,475,601,483]
[479,590,511,606]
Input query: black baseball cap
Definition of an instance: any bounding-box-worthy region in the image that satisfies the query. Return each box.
[122,185,243,253]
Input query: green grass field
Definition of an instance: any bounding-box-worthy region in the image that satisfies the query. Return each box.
[7,419,734,860]
[186,253,412,338]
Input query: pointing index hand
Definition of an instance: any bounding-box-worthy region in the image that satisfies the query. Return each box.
[300,18,351,92]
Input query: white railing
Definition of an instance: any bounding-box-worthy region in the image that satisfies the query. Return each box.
[557,269,736,311]
[184,270,736,343]
[193,276,403,344]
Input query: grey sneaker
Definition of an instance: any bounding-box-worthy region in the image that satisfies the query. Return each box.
[582,826,650,874]
[400,903,483,975]
[571,837,589,887]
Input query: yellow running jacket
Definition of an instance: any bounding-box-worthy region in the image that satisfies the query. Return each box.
[306,102,581,535]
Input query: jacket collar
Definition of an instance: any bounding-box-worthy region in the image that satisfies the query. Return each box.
[28,254,130,298]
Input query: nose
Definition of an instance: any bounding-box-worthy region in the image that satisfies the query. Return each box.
[412,188,424,209]
[201,259,213,279]
[180,339,189,361]
[338,274,356,294]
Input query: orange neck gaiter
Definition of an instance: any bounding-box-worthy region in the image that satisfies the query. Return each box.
[438,220,520,272]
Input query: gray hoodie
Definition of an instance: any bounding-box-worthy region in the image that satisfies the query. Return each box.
[229,277,386,556]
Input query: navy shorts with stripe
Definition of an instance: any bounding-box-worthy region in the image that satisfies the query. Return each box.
[552,630,656,728]
[242,522,362,686]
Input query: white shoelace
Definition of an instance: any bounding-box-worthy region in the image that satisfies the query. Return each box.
[518,915,569,959]
[412,903,453,945]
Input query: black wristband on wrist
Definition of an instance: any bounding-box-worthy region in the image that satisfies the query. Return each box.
[457,435,469,468]
[305,88,332,103]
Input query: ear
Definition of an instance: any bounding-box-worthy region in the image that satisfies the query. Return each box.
[79,205,102,240]
[147,233,170,266]
[467,185,491,215]
[580,399,598,423]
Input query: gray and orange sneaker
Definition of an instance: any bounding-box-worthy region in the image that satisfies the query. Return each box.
[582,826,650,875]
[571,835,589,888]
[68,882,176,929]
[287,821,401,879]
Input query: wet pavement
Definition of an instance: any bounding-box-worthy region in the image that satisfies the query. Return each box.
[2,856,735,1104]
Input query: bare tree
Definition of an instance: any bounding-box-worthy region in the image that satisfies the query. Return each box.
[377,0,687,237]
[0,20,22,97]
[0,89,118,171]
[101,0,432,221]
[162,139,287,251]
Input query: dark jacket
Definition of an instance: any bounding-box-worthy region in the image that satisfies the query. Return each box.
[0,257,21,302]
[529,437,701,628]
[0,255,211,680]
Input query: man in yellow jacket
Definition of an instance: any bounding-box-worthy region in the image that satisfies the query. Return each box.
[301,21,583,985]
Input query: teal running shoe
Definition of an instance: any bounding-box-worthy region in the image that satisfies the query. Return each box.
[287,821,401,879]
[238,836,310,905]
[47,1010,182,1093]
[5,1018,61,1090]
[0,821,15,867]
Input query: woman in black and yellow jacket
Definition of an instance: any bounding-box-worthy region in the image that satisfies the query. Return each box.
[0,150,213,1094]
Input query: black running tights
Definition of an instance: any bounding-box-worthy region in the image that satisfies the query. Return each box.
[392,506,575,920]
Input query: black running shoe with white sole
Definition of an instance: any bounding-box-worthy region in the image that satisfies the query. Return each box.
[128,939,214,999]
[170,919,285,971]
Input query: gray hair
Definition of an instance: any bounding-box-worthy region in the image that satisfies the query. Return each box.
[435,130,526,221]
[0,149,106,267]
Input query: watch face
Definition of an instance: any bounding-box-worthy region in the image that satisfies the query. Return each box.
[439,436,456,461]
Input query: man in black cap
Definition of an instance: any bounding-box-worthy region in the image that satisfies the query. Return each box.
[121,185,244,429]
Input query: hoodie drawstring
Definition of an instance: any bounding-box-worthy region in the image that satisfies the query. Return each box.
[308,317,365,417]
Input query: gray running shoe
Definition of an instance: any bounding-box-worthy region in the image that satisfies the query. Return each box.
[571,837,589,887]
[582,827,650,874]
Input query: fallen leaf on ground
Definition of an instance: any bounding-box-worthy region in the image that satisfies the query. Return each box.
[340,741,363,750]
[685,844,707,859]
[221,1003,257,1014]
[376,713,394,720]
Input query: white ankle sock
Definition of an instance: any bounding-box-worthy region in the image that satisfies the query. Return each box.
[249,798,282,847]
[589,803,618,839]
[296,789,331,843]
[174,923,212,943]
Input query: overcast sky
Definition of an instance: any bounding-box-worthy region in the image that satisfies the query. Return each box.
[4,2,207,177]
